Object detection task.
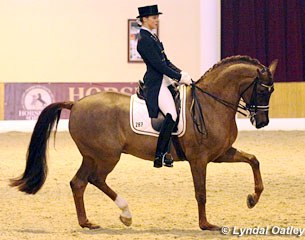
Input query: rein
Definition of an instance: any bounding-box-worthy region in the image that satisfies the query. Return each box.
[190,77,264,135]
[191,83,249,116]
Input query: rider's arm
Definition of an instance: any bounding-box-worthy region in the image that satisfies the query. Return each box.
[137,38,181,81]
[164,52,181,73]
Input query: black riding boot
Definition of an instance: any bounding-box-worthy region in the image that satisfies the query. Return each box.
[154,113,176,168]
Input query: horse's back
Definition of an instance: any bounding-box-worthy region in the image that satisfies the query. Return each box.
[71,91,130,117]
[75,91,130,110]
[68,91,131,144]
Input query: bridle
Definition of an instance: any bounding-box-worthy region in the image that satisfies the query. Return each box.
[239,67,274,117]
[190,68,274,135]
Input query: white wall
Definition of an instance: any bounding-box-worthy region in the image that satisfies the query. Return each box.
[200,0,221,73]
[0,0,201,83]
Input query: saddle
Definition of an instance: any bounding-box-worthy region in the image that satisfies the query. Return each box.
[136,80,181,132]
[130,81,187,160]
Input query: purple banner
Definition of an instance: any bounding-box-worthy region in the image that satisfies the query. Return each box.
[5,82,138,120]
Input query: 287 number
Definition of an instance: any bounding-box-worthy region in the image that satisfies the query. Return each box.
[135,122,143,127]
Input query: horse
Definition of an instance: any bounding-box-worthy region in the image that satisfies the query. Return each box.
[10,55,278,231]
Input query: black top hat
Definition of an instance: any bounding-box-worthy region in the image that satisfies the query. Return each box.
[137,5,162,18]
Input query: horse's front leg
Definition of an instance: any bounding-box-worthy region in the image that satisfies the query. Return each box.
[213,147,264,208]
[189,159,220,231]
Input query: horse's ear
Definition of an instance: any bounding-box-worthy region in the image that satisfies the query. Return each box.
[269,59,278,76]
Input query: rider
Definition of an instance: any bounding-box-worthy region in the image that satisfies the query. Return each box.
[136,5,192,168]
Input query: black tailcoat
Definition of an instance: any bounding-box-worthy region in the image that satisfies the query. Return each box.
[137,29,181,118]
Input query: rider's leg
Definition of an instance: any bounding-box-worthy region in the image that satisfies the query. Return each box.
[158,77,178,121]
[154,113,176,168]
[154,77,177,168]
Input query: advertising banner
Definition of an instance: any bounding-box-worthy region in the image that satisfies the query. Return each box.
[0,83,4,120]
[5,82,138,120]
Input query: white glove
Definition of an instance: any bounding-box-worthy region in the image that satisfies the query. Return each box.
[179,71,192,85]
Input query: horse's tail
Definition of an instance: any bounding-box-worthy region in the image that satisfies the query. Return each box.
[10,101,74,194]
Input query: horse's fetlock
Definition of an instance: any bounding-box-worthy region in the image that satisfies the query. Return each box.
[255,184,264,193]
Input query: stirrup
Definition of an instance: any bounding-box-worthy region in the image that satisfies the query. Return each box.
[163,153,173,167]
[153,153,173,168]
[153,155,163,168]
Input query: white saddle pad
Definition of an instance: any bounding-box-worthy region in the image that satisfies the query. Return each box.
[130,85,186,137]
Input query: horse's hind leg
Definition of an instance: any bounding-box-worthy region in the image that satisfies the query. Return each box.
[88,159,132,227]
[213,147,264,208]
[70,158,100,229]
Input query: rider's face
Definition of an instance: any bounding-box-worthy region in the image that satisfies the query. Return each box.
[143,15,159,30]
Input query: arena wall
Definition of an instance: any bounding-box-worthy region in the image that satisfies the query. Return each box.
[237,82,305,119]
[269,82,305,118]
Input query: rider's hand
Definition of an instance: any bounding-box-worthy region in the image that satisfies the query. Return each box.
[179,71,192,85]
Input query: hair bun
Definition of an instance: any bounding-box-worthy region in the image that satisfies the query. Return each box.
[136,18,142,27]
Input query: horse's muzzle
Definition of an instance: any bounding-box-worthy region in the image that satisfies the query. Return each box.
[256,120,269,129]
[251,112,269,129]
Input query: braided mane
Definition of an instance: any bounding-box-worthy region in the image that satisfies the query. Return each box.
[198,55,265,81]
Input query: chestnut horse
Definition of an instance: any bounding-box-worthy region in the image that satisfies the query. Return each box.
[11,56,278,231]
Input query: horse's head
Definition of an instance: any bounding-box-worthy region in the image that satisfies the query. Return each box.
[241,59,278,129]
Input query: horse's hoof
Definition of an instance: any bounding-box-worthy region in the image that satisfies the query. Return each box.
[247,194,256,208]
[80,221,101,230]
[200,223,221,231]
[120,215,132,227]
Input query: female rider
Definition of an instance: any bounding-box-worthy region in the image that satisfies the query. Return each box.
[136,5,192,168]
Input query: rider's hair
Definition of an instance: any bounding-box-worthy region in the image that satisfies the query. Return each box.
[137,17,143,27]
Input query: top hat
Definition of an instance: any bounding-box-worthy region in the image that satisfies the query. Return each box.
[137,5,162,18]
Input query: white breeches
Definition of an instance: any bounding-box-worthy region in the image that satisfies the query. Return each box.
[158,76,177,121]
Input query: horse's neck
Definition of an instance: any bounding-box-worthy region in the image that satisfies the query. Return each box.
[197,63,257,105]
